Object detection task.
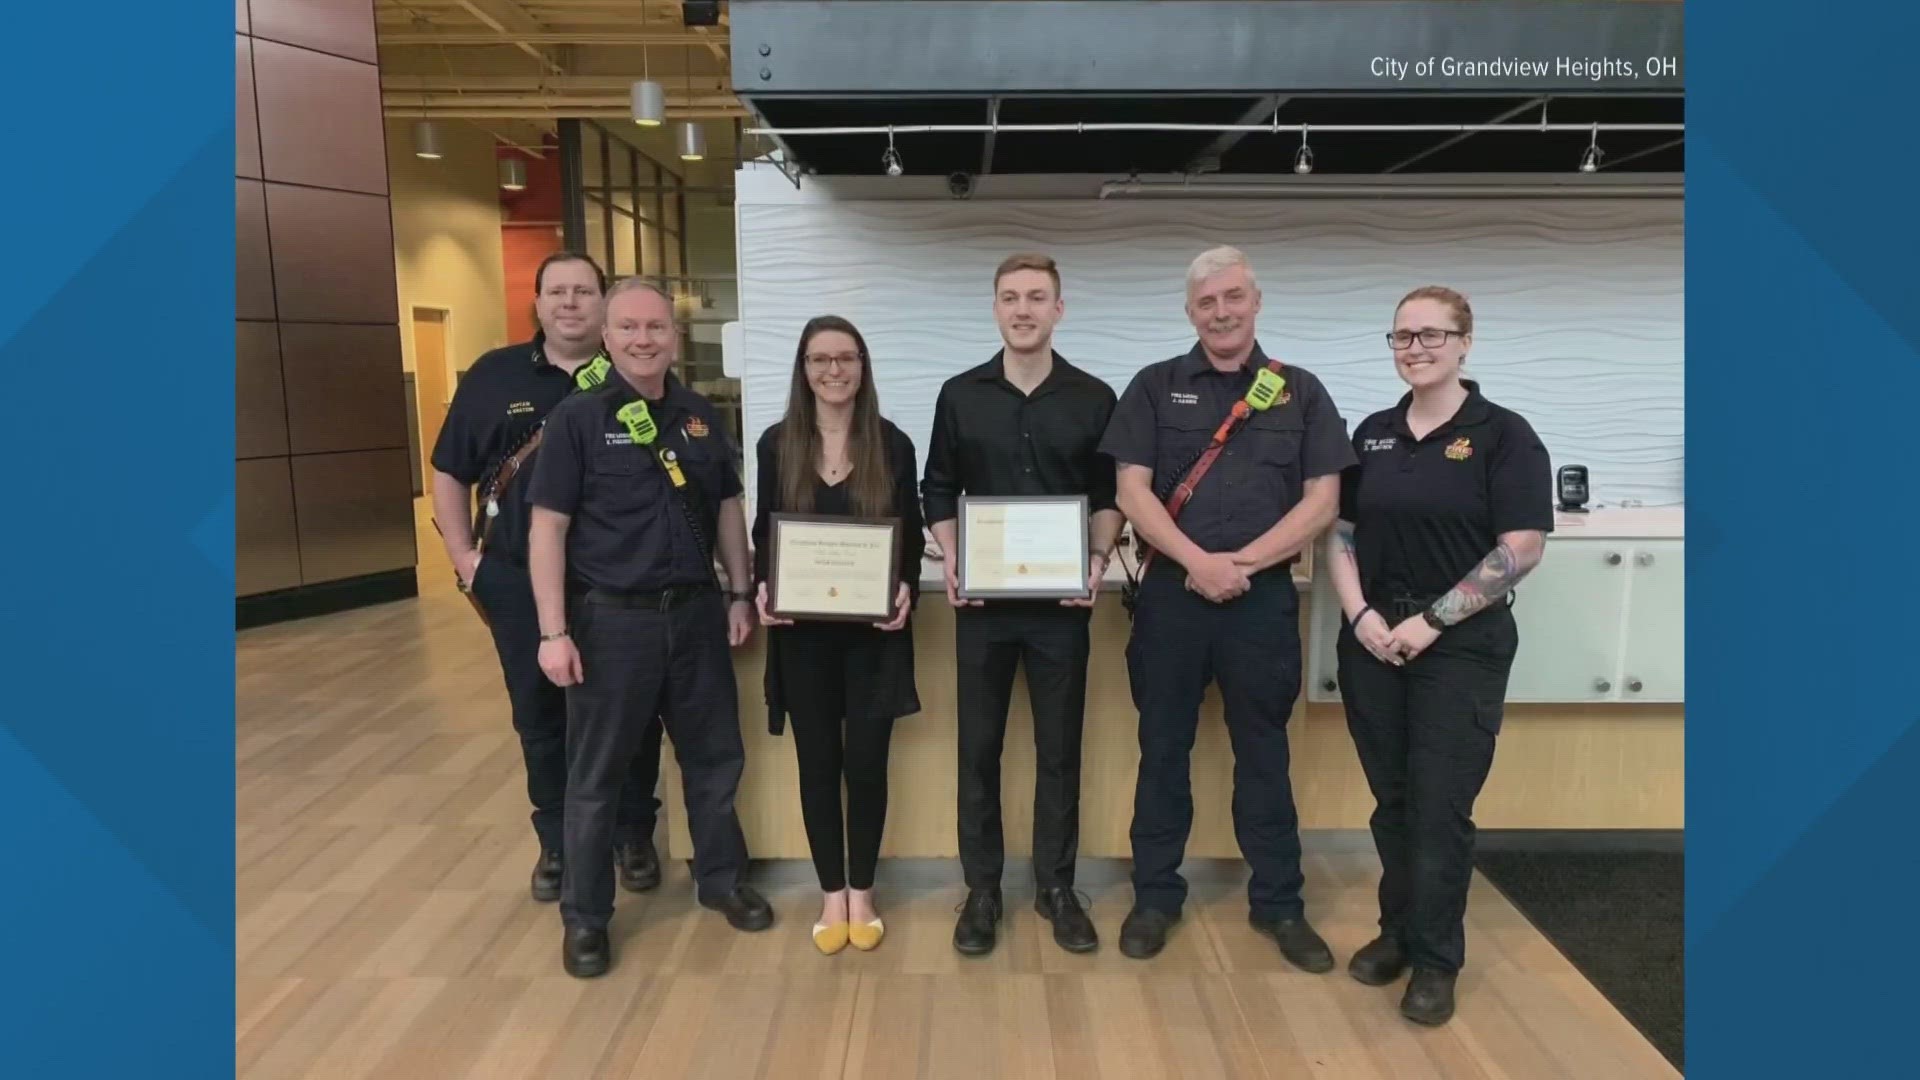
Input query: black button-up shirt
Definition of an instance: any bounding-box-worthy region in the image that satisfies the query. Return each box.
[1099,342,1356,555]
[1339,379,1555,599]
[430,335,596,563]
[920,351,1119,525]
[525,370,742,593]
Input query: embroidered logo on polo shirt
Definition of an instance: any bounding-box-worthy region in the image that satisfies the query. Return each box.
[507,401,536,416]
[684,416,710,438]
[1445,437,1474,461]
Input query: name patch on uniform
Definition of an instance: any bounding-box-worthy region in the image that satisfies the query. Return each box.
[1362,436,1398,452]
[603,432,636,446]
[507,400,536,416]
[1170,391,1200,406]
[684,416,710,438]
[1445,437,1474,461]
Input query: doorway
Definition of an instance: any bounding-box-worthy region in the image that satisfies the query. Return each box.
[410,306,451,487]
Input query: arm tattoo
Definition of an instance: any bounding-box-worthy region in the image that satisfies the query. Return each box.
[1429,540,1535,626]
[1334,520,1357,556]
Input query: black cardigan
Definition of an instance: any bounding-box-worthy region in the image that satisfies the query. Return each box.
[751,418,925,735]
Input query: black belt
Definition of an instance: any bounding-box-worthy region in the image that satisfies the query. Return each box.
[575,583,716,610]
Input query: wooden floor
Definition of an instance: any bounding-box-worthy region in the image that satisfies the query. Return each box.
[232,501,1679,1080]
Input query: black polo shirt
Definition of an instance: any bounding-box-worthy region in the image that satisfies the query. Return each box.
[920,350,1119,524]
[1099,342,1356,555]
[429,334,601,564]
[1338,379,1555,599]
[525,370,742,593]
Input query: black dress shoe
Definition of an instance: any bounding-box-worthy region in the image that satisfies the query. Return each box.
[562,926,610,978]
[952,887,1002,956]
[700,884,775,931]
[616,840,661,893]
[1249,914,1335,973]
[1035,888,1098,953]
[1348,935,1408,986]
[1118,905,1178,959]
[1401,968,1457,1026]
[530,849,563,903]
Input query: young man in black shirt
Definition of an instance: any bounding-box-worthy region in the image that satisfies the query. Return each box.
[428,252,662,904]
[922,253,1123,956]
[1098,246,1357,968]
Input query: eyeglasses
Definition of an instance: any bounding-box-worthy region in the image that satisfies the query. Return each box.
[1387,328,1465,349]
[805,352,863,370]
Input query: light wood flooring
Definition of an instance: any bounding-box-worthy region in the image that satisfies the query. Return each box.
[231,500,1680,1079]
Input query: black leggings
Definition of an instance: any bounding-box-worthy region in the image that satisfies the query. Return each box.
[789,708,894,892]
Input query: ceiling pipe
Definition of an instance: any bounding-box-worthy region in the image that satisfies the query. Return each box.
[746,121,1684,138]
[1097,178,1683,199]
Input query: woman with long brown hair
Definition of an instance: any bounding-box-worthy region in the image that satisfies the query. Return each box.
[751,315,923,955]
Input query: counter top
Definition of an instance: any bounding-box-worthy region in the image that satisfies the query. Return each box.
[1547,506,1684,539]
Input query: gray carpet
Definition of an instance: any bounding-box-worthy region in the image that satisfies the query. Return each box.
[1473,846,1684,1072]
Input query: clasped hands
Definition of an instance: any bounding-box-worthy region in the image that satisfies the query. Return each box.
[1350,608,1440,667]
[1182,550,1260,603]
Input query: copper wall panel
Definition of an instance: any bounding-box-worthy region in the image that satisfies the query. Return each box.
[237,321,289,459]
[252,39,386,196]
[248,0,377,65]
[291,449,417,582]
[237,458,302,595]
[264,183,398,325]
[279,322,406,455]
[237,36,260,180]
[236,179,276,321]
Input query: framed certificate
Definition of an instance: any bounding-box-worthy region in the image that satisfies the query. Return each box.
[768,513,901,622]
[956,495,1090,601]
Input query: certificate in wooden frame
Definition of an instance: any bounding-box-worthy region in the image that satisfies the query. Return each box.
[768,513,901,622]
[955,494,1090,601]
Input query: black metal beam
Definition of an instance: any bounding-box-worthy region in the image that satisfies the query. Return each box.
[1187,94,1288,173]
[558,119,586,254]
[732,0,1683,97]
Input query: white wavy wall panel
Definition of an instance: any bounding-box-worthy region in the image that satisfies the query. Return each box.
[737,198,1682,509]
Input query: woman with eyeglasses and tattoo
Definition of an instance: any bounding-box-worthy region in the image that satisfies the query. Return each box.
[1323,286,1555,1026]
[751,315,923,956]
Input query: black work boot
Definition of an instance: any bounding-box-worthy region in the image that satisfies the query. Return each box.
[1118,905,1179,959]
[1348,935,1409,986]
[616,839,661,892]
[562,926,610,978]
[1400,968,1458,1026]
[952,887,1003,956]
[1035,888,1098,953]
[530,848,563,903]
[1249,914,1335,973]
[700,884,775,931]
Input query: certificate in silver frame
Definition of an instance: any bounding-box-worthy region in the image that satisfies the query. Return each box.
[955,494,1090,601]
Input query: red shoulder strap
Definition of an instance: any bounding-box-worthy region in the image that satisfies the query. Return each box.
[1139,358,1285,574]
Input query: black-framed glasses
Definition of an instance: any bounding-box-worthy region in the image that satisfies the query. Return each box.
[804,352,863,370]
[1386,328,1465,349]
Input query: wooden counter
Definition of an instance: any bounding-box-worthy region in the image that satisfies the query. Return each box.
[663,571,1684,861]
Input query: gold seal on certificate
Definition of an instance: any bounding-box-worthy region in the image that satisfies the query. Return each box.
[768,513,900,621]
[956,495,1090,600]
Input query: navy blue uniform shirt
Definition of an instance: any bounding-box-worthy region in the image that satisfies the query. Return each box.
[1099,342,1356,556]
[430,335,597,564]
[526,370,742,593]
[1339,378,1554,599]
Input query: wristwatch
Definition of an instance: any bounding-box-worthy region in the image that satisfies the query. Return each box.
[1420,609,1447,632]
[728,590,752,603]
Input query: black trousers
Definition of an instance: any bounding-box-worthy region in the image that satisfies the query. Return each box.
[955,604,1089,890]
[1125,567,1304,920]
[469,557,661,853]
[560,588,750,931]
[1337,600,1517,974]
[780,624,897,891]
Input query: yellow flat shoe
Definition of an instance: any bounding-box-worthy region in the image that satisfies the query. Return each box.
[813,921,850,955]
[849,917,885,951]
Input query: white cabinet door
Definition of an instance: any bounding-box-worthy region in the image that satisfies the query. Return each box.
[1505,539,1632,702]
[1619,540,1685,701]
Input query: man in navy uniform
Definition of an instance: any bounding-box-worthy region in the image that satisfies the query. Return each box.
[428,251,663,903]
[1098,246,1357,967]
[526,276,771,978]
